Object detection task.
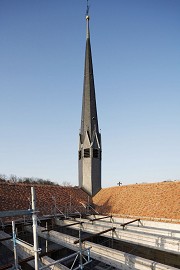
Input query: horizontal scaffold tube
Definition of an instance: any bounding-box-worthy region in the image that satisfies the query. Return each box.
[89,215,112,222]
[74,227,116,244]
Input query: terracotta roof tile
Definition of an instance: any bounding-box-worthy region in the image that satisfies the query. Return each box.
[93,181,180,221]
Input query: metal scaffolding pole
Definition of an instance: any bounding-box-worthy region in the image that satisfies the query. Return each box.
[74,227,116,244]
[79,221,83,269]
[31,186,39,270]
[12,221,19,270]
[45,222,48,253]
[39,248,91,270]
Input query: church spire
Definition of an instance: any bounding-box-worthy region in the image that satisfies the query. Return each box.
[80,7,99,142]
[79,3,102,197]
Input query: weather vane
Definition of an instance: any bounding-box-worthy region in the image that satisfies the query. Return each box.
[86,0,90,16]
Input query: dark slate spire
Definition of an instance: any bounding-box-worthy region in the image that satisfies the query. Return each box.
[78,9,102,197]
[80,15,99,143]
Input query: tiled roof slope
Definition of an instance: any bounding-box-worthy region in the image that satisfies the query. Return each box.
[0,183,90,216]
[93,181,180,221]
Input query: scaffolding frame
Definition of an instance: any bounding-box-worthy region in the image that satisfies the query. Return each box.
[0,187,93,270]
[39,247,92,270]
[9,187,40,270]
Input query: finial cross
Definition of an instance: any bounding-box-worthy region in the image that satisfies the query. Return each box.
[86,0,89,16]
[117,181,122,186]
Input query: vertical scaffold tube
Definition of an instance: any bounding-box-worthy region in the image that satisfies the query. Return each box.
[31,186,39,270]
[12,220,19,270]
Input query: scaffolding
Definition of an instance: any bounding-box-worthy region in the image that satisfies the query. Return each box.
[0,187,92,270]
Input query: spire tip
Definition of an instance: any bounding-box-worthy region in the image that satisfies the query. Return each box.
[86,0,90,38]
[86,0,90,17]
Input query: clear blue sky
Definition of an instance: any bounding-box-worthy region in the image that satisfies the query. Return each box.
[0,0,179,187]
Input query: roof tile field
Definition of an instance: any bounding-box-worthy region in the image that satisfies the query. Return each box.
[93,181,180,221]
[0,183,90,216]
[1,181,180,223]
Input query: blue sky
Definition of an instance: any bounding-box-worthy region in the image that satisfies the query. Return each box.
[0,0,179,187]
